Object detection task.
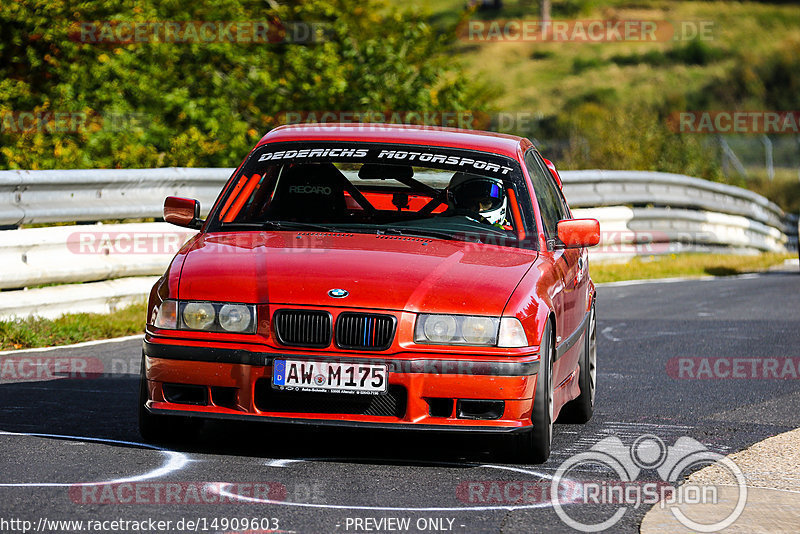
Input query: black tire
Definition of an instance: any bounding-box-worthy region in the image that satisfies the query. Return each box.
[558,304,597,424]
[138,360,201,443]
[507,320,554,464]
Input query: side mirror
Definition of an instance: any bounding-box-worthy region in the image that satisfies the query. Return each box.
[164,196,202,228]
[557,218,600,248]
[541,157,563,189]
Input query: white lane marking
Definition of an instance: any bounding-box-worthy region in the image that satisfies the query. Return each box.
[596,272,764,288]
[601,326,621,342]
[0,430,188,487]
[212,461,576,511]
[0,335,142,356]
[0,386,118,394]
[266,459,305,468]
[706,484,800,495]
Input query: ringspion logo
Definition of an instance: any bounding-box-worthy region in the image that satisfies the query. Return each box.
[551,434,746,532]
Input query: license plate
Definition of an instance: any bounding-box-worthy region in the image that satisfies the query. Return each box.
[272,359,388,395]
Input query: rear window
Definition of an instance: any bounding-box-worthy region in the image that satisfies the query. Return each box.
[207,142,537,249]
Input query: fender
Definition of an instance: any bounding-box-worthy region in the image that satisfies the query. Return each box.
[502,256,558,350]
[146,234,197,321]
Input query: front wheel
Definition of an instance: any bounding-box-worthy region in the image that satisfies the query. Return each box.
[507,320,554,464]
[558,305,596,424]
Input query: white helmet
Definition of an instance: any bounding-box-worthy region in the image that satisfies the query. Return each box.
[447,172,508,225]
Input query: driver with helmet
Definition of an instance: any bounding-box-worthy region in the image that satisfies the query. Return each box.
[446,172,508,226]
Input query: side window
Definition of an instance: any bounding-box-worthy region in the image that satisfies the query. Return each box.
[524,150,567,242]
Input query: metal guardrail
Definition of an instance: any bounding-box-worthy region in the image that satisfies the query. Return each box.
[1,167,794,244]
[561,170,796,243]
[0,222,195,290]
[0,167,797,319]
[572,206,788,262]
[0,167,232,226]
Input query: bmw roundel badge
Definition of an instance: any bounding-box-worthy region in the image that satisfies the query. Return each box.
[328,288,349,298]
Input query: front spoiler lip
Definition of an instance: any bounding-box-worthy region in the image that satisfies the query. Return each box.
[143,340,540,376]
[146,404,528,433]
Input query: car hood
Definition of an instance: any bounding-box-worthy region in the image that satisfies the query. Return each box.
[177,232,537,315]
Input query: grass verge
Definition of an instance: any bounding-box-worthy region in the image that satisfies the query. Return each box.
[591,252,795,284]
[0,302,146,351]
[0,252,795,350]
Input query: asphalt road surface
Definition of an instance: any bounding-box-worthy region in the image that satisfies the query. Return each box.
[1,270,798,533]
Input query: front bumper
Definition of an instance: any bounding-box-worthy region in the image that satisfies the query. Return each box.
[142,338,539,432]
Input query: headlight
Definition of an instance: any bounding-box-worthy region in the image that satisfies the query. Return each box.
[162,301,258,333]
[415,314,500,346]
[219,304,252,332]
[462,316,497,344]
[182,302,216,330]
[422,315,458,343]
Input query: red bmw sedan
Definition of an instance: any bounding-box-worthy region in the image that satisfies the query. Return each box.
[140,123,599,463]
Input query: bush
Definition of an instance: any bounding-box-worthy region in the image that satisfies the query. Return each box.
[0,0,491,170]
[609,40,724,68]
[554,102,721,180]
[667,38,726,66]
[690,38,800,110]
[572,56,607,73]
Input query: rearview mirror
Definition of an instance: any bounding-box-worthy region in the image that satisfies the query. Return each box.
[358,163,414,180]
[557,218,600,248]
[164,196,201,228]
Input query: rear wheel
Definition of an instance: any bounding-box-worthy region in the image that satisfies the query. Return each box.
[558,305,596,423]
[507,320,554,464]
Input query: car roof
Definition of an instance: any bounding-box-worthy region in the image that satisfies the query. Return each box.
[256,123,529,159]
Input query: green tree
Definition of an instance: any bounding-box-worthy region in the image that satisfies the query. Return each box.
[0,0,491,169]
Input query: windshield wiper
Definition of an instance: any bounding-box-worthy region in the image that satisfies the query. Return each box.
[262,221,341,232]
[381,225,516,243]
[378,226,462,241]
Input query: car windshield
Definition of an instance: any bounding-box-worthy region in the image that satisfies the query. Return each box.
[208,142,536,248]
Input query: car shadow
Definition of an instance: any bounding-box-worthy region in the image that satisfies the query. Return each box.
[0,374,571,467]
